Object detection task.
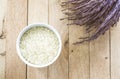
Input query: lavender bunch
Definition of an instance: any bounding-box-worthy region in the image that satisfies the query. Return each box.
[61,0,120,44]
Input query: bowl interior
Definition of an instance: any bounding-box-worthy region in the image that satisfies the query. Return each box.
[16,23,62,68]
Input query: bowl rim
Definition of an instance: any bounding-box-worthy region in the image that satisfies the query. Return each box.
[16,23,62,68]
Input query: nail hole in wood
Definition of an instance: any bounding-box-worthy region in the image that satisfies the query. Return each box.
[0,51,6,56]
[105,57,108,59]
[71,50,73,52]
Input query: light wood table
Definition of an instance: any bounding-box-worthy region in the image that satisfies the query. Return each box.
[0,0,120,79]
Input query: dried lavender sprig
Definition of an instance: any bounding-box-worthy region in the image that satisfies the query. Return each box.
[76,0,120,44]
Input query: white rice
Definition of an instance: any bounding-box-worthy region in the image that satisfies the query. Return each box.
[19,27,59,65]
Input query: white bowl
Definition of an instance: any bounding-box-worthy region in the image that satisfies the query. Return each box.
[16,23,62,68]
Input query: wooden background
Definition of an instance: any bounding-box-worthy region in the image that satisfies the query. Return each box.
[0,0,120,79]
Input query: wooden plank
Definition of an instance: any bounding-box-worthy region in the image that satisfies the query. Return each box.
[90,32,110,79]
[5,0,27,79]
[27,0,48,79]
[69,26,89,79]
[48,0,68,79]
[111,22,120,79]
[0,0,7,79]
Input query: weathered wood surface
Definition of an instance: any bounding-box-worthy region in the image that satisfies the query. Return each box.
[0,0,119,79]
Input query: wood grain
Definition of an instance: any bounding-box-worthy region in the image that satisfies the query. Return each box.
[111,22,120,79]
[0,0,7,35]
[90,32,110,79]
[5,0,27,79]
[0,0,120,79]
[48,0,69,79]
[27,0,48,79]
[28,0,48,23]
[0,0,7,79]
[69,26,89,79]
[0,39,5,79]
